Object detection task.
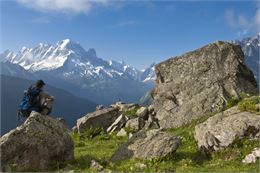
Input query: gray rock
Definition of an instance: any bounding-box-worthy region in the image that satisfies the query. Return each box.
[148,104,154,113]
[144,114,160,130]
[56,117,67,127]
[242,147,260,164]
[90,159,103,171]
[194,106,260,152]
[136,107,149,120]
[111,129,181,161]
[125,117,145,132]
[107,114,128,133]
[117,128,127,137]
[76,107,120,133]
[111,102,139,111]
[0,112,74,172]
[152,41,258,129]
[96,105,104,110]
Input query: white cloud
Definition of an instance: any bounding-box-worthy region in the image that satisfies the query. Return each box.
[225,8,260,36]
[17,0,108,14]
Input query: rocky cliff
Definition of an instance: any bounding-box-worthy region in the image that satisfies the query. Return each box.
[152,41,258,129]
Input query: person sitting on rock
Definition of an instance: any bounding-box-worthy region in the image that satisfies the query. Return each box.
[18,80,54,118]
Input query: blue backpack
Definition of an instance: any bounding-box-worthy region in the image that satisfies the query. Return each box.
[18,85,42,118]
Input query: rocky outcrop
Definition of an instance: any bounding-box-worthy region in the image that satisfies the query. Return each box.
[0,112,74,172]
[194,106,260,152]
[75,103,160,135]
[152,41,258,129]
[76,107,121,133]
[111,129,181,161]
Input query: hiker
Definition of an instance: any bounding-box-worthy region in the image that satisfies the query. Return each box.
[18,80,54,119]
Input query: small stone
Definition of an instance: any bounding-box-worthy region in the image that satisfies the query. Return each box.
[135,163,147,169]
[90,160,103,171]
[242,147,260,164]
[117,128,127,137]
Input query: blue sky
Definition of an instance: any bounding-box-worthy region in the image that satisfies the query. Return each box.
[1,0,259,69]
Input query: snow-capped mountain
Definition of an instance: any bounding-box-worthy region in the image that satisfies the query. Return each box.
[140,63,156,83]
[232,33,259,83]
[0,39,155,104]
[1,39,154,81]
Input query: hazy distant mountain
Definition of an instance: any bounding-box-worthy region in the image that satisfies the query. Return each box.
[0,61,36,80]
[232,33,259,83]
[0,39,154,104]
[1,75,96,135]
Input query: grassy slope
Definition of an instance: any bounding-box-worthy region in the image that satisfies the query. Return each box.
[59,97,260,172]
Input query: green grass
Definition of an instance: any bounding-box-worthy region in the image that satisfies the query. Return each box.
[61,131,128,172]
[58,115,259,172]
[225,93,258,110]
[226,97,240,109]
[238,96,259,113]
[122,108,139,118]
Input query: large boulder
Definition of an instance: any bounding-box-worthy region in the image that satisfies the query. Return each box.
[0,112,74,172]
[76,107,120,133]
[152,41,258,129]
[194,106,260,152]
[111,129,181,161]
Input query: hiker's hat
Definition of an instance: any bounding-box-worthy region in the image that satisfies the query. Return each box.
[36,80,46,86]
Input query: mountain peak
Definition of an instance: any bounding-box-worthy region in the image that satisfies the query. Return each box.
[57,39,72,48]
[87,48,97,57]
